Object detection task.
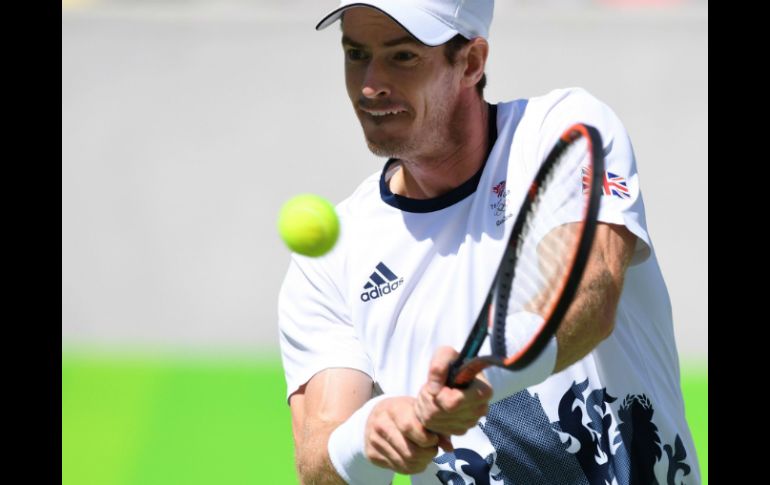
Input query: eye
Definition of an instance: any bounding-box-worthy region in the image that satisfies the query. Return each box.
[345,49,368,61]
[393,51,417,62]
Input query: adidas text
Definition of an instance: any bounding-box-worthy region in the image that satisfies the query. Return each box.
[360,278,404,302]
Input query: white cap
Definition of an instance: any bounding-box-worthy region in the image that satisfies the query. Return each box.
[316,0,494,47]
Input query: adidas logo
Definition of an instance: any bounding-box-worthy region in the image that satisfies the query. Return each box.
[360,262,404,302]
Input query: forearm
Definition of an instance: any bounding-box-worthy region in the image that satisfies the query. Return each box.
[553,223,635,372]
[296,420,347,485]
[291,368,376,485]
[553,265,618,372]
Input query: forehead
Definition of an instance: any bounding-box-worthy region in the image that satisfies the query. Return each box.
[341,7,419,45]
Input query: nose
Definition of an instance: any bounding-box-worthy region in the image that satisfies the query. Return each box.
[361,59,390,99]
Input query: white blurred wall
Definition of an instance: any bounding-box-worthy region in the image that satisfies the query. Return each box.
[62,0,708,358]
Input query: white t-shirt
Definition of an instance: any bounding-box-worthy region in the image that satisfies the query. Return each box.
[278,87,700,485]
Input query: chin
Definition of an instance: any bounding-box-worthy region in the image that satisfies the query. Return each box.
[360,128,405,157]
[365,139,402,158]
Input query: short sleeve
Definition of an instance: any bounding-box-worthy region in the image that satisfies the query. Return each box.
[535,88,652,264]
[278,254,374,400]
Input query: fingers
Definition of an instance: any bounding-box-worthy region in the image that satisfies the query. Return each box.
[364,397,440,475]
[425,346,460,395]
[361,347,498,476]
[401,417,439,449]
[434,378,493,412]
[367,430,438,474]
[415,349,494,436]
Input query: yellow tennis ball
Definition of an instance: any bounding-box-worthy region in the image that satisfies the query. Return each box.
[277,194,340,257]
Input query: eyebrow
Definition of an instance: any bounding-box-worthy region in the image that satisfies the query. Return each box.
[341,35,421,49]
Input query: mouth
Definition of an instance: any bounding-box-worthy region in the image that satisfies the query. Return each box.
[359,105,408,121]
[363,108,406,117]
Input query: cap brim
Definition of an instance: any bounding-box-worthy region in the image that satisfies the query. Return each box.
[315,2,458,47]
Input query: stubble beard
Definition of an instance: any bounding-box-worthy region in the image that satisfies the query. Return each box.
[365,134,416,159]
[361,93,460,161]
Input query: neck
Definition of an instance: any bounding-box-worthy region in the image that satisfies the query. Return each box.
[390,96,490,199]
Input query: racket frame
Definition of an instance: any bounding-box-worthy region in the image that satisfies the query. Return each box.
[446,123,606,388]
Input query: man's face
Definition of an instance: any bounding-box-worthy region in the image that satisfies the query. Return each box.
[340,8,464,159]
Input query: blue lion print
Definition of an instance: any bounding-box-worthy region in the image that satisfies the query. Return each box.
[433,379,694,484]
[434,448,502,485]
[556,381,693,485]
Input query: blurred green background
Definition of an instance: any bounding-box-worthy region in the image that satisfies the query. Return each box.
[62,353,707,485]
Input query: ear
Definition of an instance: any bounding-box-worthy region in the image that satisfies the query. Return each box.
[460,37,489,90]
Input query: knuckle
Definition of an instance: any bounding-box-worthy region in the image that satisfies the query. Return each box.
[401,446,417,464]
[420,403,438,421]
[439,345,457,357]
[404,457,424,471]
[419,446,438,460]
[368,453,386,467]
[397,458,414,474]
[389,411,403,427]
[440,398,460,413]
[406,422,424,440]
[371,421,386,435]
[421,407,436,422]
[433,396,449,411]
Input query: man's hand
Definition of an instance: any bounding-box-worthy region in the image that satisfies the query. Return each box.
[364,396,441,475]
[414,347,493,449]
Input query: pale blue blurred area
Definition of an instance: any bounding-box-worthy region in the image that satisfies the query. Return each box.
[62,0,707,360]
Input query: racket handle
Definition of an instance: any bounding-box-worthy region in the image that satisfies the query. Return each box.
[446,358,472,389]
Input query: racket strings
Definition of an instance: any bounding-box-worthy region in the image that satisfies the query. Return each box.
[499,139,592,356]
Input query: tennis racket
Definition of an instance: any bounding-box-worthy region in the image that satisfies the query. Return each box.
[446,123,606,388]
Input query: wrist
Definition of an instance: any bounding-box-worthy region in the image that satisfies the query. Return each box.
[327,395,395,484]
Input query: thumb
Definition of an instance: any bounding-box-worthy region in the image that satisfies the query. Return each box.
[437,433,454,453]
[426,346,460,395]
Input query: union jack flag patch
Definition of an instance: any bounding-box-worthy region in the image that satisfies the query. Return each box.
[582,167,631,199]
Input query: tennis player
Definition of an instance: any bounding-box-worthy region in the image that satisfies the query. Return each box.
[278,1,700,483]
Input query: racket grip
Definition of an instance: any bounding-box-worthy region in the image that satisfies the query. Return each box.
[446,358,472,389]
